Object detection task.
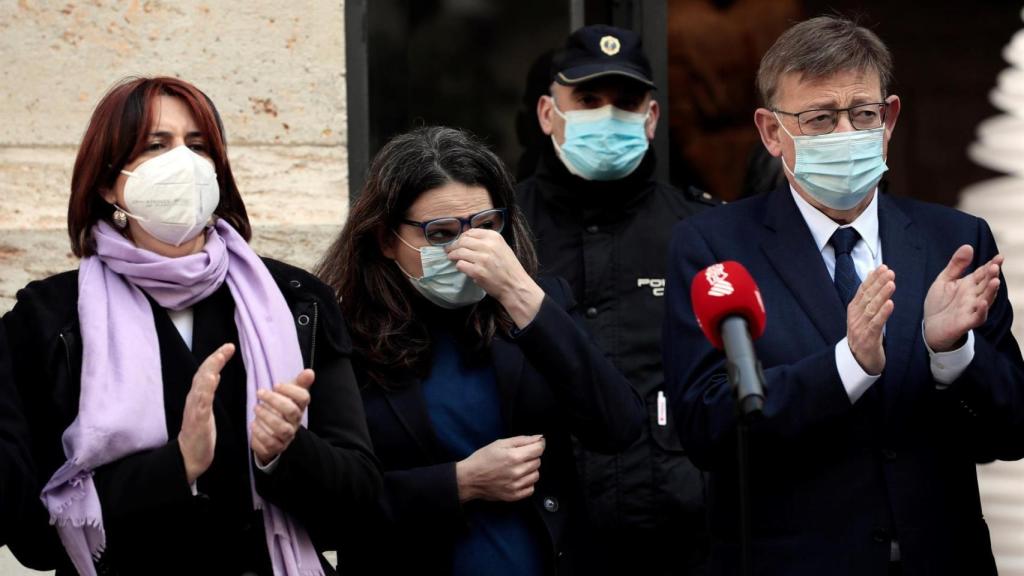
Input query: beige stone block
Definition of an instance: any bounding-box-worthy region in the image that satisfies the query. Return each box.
[0,142,348,311]
[230,145,348,227]
[0,229,78,313]
[0,144,348,229]
[0,0,346,147]
[0,147,76,229]
[249,223,343,275]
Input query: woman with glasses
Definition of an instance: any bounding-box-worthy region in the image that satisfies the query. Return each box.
[317,126,642,575]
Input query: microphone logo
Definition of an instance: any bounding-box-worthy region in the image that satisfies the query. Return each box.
[705,263,734,297]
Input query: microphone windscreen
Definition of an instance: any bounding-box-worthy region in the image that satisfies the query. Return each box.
[690,261,766,349]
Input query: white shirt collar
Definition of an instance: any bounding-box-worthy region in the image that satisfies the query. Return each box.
[789,186,880,259]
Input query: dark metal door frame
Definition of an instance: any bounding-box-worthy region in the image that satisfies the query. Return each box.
[345,0,370,206]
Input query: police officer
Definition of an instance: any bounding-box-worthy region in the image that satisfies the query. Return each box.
[516,25,718,576]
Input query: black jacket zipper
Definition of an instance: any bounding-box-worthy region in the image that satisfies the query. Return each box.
[58,331,73,374]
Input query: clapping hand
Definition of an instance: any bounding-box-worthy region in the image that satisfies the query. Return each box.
[180,343,235,484]
[251,369,315,467]
[924,245,1002,352]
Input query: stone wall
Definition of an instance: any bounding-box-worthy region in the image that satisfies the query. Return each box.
[0,0,349,311]
[0,1,348,573]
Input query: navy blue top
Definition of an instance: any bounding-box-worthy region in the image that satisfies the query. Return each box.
[421,325,543,575]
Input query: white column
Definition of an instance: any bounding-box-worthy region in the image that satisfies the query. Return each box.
[959,7,1024,575]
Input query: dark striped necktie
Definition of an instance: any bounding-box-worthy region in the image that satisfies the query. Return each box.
[830,227,862,307]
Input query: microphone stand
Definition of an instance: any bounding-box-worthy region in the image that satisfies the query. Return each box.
[721,316,765,576]
[736,417,754,576]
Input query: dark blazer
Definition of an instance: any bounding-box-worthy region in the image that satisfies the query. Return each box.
[663,185,1024,576]
[343,276,643,575]
[0,322,34,546]
[3,259,381,575]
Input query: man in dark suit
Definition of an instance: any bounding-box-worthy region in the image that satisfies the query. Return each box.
[663,15,1024,576]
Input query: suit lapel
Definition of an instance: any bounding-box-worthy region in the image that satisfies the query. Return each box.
[382,377,448,461]
[877,194,926,414]
[760,186,847,344]
[380,332,525,461]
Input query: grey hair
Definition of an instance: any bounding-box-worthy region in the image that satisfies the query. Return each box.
[757,16,893,108]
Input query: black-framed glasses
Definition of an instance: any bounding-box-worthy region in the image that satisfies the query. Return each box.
[401,208,507,246]
[774,102,888,136]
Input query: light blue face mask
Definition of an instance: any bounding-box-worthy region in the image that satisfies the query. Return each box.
[552,101,651,181]
[776,112,888,211]
[393,232,486,309]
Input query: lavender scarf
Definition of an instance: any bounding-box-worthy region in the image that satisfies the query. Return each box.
[42,219,324,576]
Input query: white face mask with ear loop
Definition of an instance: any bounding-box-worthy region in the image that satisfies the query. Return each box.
[391,231,487,309]
[117,145,220,246]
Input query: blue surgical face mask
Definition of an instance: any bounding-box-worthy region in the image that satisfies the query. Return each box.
[775,112,888,211]
[392,232,486,309]
[551,100,651,181]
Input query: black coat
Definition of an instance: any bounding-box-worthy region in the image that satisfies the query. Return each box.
[3,258,381,575]
[341,276,643,575]
[0,321,34,546]
[517,145,716,574]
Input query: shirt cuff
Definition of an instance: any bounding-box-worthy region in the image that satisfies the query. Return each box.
[255,453,281,474]
[836,337,880,403]
[924,325,975,388]
[189,481,198,497]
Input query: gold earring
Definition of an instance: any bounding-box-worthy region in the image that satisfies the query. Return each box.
[112,208,128,229]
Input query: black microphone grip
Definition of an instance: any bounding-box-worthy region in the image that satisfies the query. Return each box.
[721,316,765,419]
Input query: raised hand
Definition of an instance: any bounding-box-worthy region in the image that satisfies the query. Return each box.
[445,228,545,328]
[847,265,896,375]
[180,343,235,484]
[924,245,1003,352]
[455,435,546,503]
[251,369,315,466]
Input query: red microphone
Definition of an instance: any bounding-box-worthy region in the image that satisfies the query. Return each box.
[691,261,766,417]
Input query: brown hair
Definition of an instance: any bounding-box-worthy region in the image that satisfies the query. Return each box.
[67,76,250,256]
[757,15,893,108]
[316,126,539,388]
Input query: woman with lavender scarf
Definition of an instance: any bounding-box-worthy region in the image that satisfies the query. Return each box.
[1,76,381,575]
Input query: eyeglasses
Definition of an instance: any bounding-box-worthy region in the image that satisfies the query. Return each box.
[401,208,507,246]
[773,102,888,136]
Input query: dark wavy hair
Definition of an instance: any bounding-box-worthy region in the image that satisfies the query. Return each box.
[67,76,250,256]
[316,126,538,388]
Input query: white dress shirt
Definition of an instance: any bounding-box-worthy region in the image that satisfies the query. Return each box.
[168,308,194,351]
[789,187,974,403]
